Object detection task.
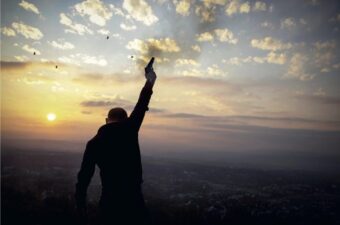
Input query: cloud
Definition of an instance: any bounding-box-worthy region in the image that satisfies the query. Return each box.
[194,3,217,22]
[72,72,104,82]
[80,96,133,109]
[174,0,191,16]
[109,3,127,17]
[14,55,29,62]
[127,38,180,53]
[315,51,335,69]
[223,57,243,65]
[284,53,314,81]
[74,0,112,26]
[266,52,286,64]
[252,1,266,11]
[59,53,107,66]
[333,63,340,70]
[72,71,138,86]
[58,56,79,65]
[81,111,92,115]
[0,61,66,73]
[252,56,265,63]
[239,2,250,13]
[81,56,105,67]
[1,61,31,71]
[196,31,214,42]
[313,88,326,97]
[255,43,323,77]
[79,54,107,66]
[18,0,40,14]
[224,52,286,65]
[193,0,226,22]
[223,56,247,65]
[22,44,40,55]
[196,28,238,44]
[120,23,137,31]
[314,41,336,50]
[207,64,225,77]
[164,112,340,129]
[163,112,340,141]
[1,27,16,36]
[112,33,121,37]
[260,21,274,29]
[225,0,239,16]
[11,21,43,40]
[126,39,147,53]
[82,100,112,107]
[280,17,296,29]
[295,93,340,106]
[214,28,238,44]
[328,13,340,23]
[175,58,200,66]
[178,68,203,77]
[313,41,336,72]
[299,18,307,25]
[163,112,205,119]
[59,13,93,35]
[126,38,180,65]
[202,0,226,6]
[225,0,266,16]
[191,45,201,52]
[80,93,146,112]
[49,40,75,50]
[122,0,158,26]
[97,29,109,35]
[177,64,226,78]
[80,96,165,113]
[251,37,292,51]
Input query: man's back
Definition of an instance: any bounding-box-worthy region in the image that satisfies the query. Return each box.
[75,58,156,225]
[87,121,148,224]
[89,120,143,195]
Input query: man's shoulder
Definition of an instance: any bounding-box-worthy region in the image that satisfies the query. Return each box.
[88,121,135,142]
[104,120,136,132]
[87,131,104,147]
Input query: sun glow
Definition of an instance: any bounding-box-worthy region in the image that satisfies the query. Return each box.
[47,113,57,121]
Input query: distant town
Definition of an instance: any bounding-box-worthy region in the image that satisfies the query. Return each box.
[2,147,339,225]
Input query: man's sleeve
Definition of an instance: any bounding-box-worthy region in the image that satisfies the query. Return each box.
[75,142,96,209]
[129,81,153,131]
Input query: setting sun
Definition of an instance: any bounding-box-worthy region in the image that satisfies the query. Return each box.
[47,113,57,121]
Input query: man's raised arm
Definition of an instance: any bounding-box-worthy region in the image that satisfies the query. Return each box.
[129,57,157,131]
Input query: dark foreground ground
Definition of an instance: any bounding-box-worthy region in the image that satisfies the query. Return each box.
[1,147,340,225]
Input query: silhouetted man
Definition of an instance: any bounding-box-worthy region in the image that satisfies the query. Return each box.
[75,58,157,225]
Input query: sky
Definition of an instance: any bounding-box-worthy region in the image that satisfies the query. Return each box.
[1,0,340,167]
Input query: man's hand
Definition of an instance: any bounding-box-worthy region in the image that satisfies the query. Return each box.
[145,57,157,85]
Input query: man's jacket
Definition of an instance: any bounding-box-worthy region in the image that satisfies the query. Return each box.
[75,82,153,209]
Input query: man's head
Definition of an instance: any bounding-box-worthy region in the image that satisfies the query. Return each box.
[106,107,128,123]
